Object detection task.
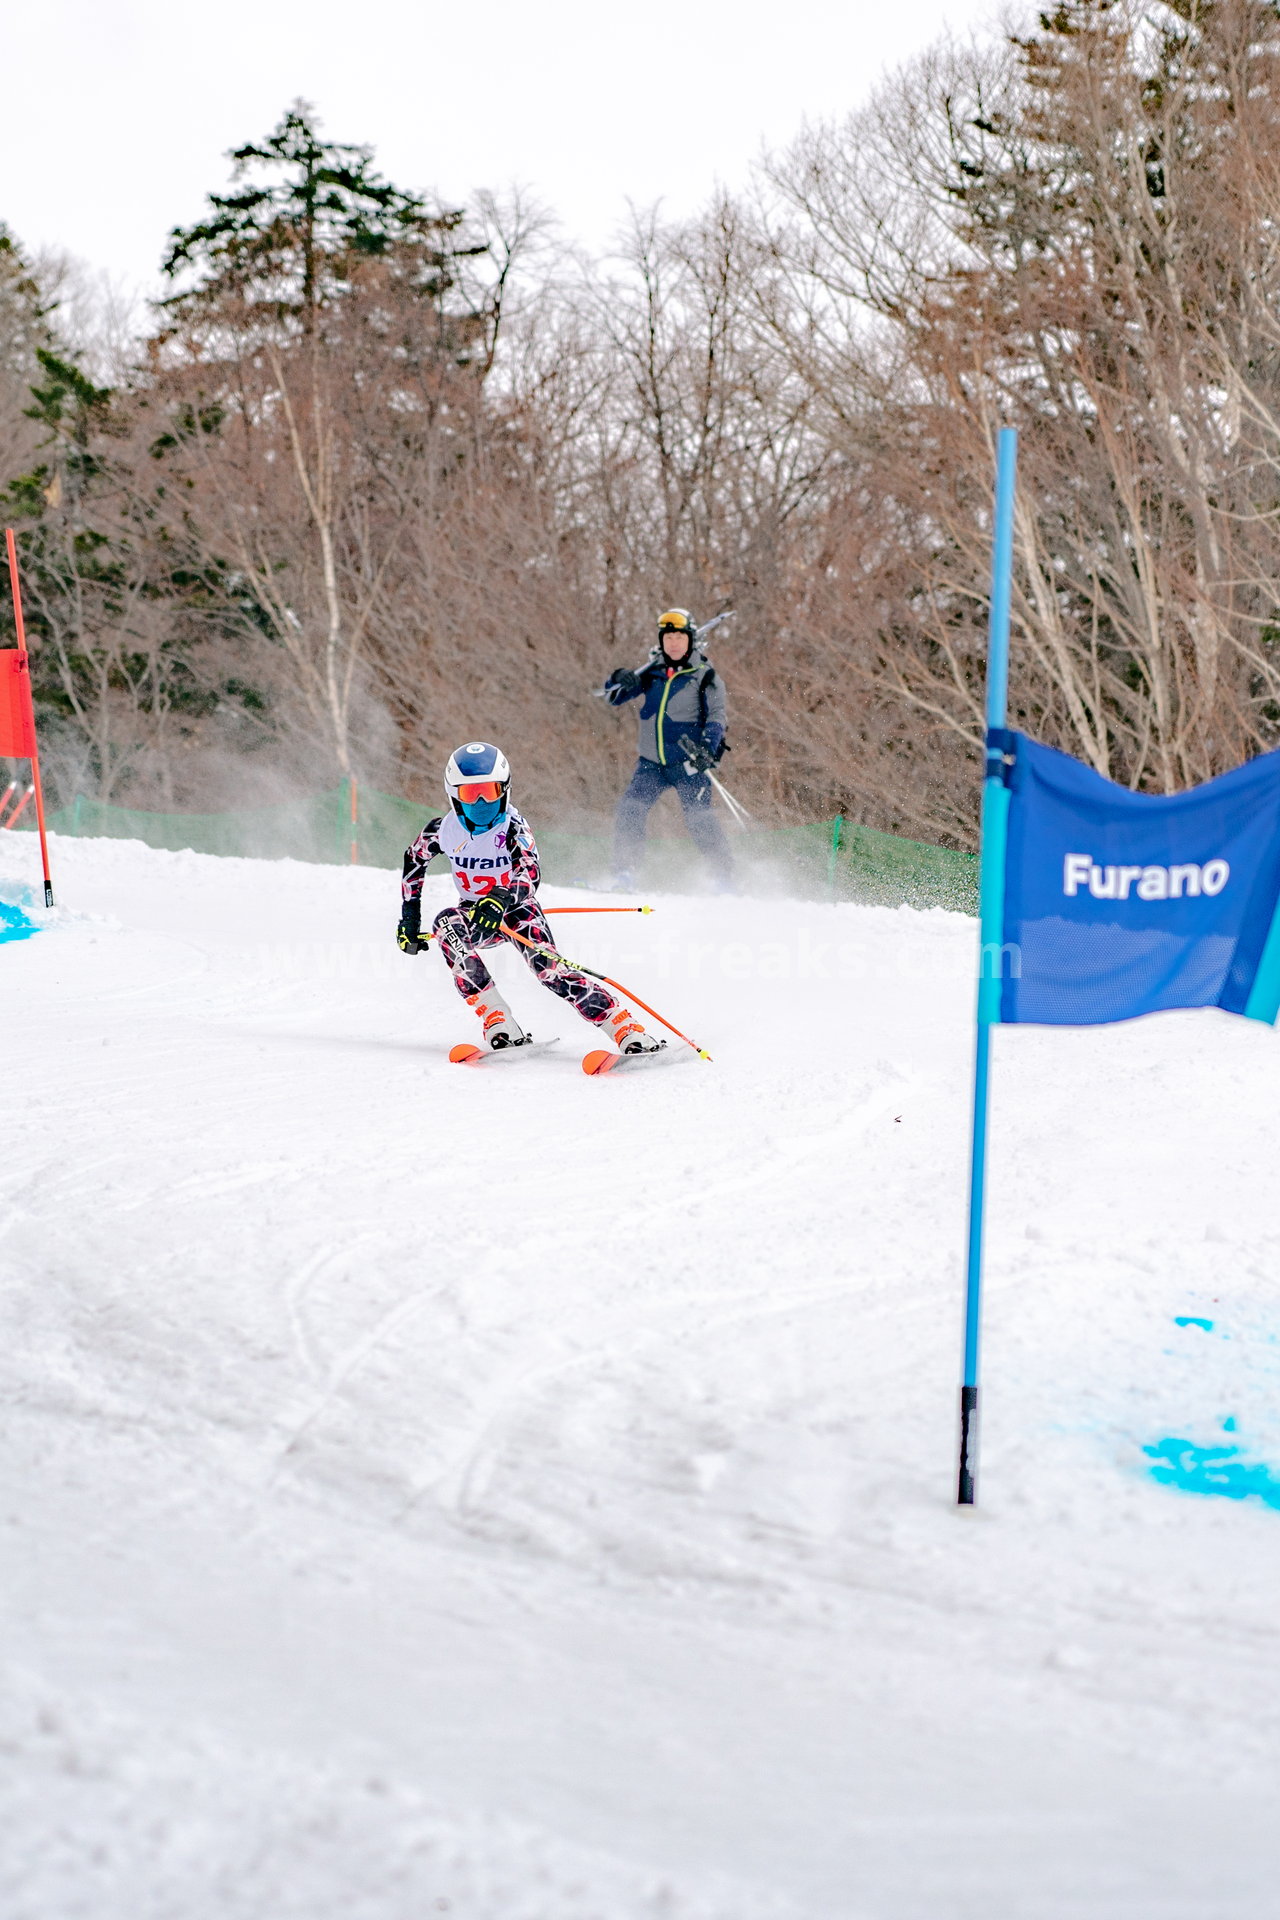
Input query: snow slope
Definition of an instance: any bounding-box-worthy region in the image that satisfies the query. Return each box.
[3,831,1280,1918]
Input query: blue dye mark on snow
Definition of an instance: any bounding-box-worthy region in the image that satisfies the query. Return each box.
[1223,1415,1239,1433]
[1174,1315,1214,1332]
[0,896,40,945]
[1145,1436,1280,1511]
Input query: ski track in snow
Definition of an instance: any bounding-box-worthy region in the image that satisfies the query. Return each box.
[4,834,1280,1916]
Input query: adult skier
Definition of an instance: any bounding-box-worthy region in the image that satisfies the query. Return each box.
[603,608,733,890]
[397,741,662,1056]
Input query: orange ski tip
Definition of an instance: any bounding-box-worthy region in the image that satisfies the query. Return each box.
[449,1042,483,1064]
[582,1048,621,1075]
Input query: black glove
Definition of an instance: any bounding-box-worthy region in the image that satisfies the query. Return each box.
[605,667,641,697]
[397,898,423,953]
[683,741,717,776]
[466,886,516,939]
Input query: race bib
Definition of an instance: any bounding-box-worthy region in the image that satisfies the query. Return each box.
[437,810,522,897]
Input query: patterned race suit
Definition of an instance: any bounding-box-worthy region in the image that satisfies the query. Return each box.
[401,809,620,1025]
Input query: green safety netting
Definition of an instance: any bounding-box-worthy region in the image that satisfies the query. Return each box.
[32,783,977,913]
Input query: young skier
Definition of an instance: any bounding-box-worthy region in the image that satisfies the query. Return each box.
[397,741,663,1056]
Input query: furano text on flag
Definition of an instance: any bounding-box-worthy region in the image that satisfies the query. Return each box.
[993,732,1280,1026]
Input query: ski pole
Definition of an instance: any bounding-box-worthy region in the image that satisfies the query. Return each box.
[420,904,652,940]
[489,915,712,1062]
[683,757,754,828]
[683,761,752,827]
[414,903,653,950]
[708,769,754,827]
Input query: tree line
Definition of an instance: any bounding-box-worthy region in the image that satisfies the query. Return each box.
[3,0,1279,845]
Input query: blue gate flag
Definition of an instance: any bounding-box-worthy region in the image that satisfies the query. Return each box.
[997,732,1280,1026]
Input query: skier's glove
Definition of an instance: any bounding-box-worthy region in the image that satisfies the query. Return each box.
[467,887,516,939]
[683,741,718,776]
[604,667,641,699]
[397,900,423,954]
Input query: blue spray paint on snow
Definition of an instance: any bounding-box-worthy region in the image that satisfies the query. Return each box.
[0,894,40,944]
[1145,1434,1280,1510]
[1140,1313,1280,1510]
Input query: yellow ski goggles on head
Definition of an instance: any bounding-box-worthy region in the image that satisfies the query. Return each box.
[657,608,694,635]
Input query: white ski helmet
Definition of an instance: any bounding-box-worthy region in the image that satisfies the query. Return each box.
[445,741,511,833]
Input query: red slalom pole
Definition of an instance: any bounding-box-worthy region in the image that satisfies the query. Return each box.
[4,529,53,905]
[0,778,16,825]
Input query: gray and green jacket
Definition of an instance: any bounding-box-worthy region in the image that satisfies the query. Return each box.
[605,644,727,769]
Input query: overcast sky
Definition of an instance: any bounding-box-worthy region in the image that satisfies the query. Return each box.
[3,0,1002,299]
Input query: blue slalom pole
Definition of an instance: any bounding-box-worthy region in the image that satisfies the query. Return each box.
[958,426,1018,1507]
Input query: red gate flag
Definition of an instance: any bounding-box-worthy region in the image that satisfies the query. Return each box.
[0,647,36,757]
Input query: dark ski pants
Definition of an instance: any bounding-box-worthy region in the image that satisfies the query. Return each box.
[613,757,733,883]
[432,898,618,1025]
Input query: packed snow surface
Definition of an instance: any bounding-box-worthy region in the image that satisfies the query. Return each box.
[4,832,1280,1917]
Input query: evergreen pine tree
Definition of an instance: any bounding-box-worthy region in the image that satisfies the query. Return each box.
[161,101,485,343]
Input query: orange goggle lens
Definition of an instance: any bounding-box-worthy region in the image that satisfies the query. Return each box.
[457,780,504,803]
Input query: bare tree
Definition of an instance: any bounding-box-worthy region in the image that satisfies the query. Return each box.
[763,0,1280,836]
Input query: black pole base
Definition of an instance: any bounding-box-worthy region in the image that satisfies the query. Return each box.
[957,1385,980,1506]
[43,881,53,908]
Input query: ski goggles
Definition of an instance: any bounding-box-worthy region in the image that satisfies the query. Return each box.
[456,780,505,803]
[658,610,692,633]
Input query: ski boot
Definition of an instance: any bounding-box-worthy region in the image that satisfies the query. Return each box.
[466,986,530,1051]
[602,1005,662,1055]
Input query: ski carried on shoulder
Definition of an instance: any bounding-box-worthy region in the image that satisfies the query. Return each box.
[449,1038,560,1068]
[582,1042,682,1076]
